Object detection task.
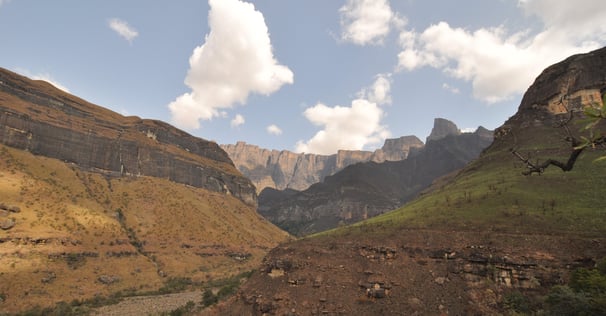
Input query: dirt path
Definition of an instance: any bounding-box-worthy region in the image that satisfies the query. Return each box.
[92,291,202,316]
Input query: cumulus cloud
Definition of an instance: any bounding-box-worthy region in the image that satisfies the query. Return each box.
[357,73,392,105]
[168,0,293,130]
[340,0,405,45]
[295,100,389,155]
[108,18,139,43]
[397,0,606,103]
[267,124,283,135]
[296,74,394,155]
[230,114,245,127]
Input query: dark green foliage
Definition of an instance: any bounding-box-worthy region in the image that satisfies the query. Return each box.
[545,258,606,316]
[202,289,218,307]
[16,301,89,316]
[164,301,196,316]
[158,277,194,294]
[545,285,592,316]
[570,268,606,293]
[503,290,531,314]
[65,253,86,270]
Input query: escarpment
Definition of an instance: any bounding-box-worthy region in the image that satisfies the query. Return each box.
[0,68,256,206]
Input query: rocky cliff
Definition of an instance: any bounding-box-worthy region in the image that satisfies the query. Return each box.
[258,126,493,236]
[221,131,429,193]
[426,117,461,142]
[0,68,290,313]
[0,68,256,206]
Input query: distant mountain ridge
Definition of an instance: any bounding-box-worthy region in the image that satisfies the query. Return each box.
[221,118,467,193]
[258,125,493,236]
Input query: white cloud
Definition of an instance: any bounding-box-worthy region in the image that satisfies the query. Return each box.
[296,99,389,155]
[397,0,606,103]
[230,114,245,127]
[0,0,11,8]
[340,0,404,45]
[267,124,283,135]
[296,74,393,155]
[358,73,392,105]
[168,0,293,130]
[442,83,460,94]
[108,18,139,43]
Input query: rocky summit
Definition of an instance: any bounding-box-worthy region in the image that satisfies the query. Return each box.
[206,48,606,315]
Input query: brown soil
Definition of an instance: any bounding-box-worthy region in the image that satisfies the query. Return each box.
[205,228,606,315]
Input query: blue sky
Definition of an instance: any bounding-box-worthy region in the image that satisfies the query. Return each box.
[1,0,605,154]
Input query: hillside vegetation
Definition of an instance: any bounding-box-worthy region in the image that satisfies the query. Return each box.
[342,124,606,236]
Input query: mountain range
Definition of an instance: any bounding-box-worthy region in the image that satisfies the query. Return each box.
[256,123,493,236]
[208,47,606,315]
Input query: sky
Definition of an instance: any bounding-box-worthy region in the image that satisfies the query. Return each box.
[1,0,605,155]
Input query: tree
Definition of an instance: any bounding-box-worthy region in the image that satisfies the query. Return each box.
[511,93,606,175]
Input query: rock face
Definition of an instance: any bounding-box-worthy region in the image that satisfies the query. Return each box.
[496,46,606,136]
[258,126,493,236]
[221,135,426,193]
[426,117,461,142]
[0,68,256,206]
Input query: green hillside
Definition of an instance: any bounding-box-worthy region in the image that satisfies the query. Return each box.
[344,124,606,236]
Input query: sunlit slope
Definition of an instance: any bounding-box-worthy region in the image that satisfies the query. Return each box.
[0,144,289,313]
[331,121,606,237]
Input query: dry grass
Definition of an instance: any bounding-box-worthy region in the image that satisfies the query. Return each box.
[0,144,289,313]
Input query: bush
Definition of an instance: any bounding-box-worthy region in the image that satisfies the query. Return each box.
[544,258,606,316]
[503,291,531,314]
[202,289,218,307]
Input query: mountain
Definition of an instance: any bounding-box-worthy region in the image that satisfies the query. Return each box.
[0,68,256,206]
[0,68,289,313]
[426,117,461,142]
[209,48,606,315]
[258,126,493,236]
[221,135,424,193]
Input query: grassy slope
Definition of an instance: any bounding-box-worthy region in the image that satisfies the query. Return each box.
[324,123,606,237]
[0,144,289,313]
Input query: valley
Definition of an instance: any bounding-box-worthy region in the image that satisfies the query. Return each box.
[0,44,605,316]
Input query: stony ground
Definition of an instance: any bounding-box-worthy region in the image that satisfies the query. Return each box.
[205,229,606,315]
[92,291,202,316]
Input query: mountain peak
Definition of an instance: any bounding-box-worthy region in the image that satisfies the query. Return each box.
[426,118,461,142]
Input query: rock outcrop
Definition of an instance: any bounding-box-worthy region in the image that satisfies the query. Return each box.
[426,117,461,142]
[221,133,427,193]
[0,68,256,206]
[258,126,493,236]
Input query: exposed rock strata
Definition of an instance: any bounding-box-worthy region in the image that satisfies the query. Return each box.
[221,132,429,193]
[0,68,256,206]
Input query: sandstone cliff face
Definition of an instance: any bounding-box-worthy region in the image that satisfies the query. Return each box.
[0,68,256,206]
[496,46,606,138]
[258,127,493,236]
[426,117,461,142]
[221,135,424,193]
